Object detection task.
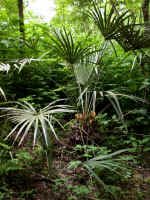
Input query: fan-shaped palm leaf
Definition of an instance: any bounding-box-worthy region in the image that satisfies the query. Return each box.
[114,15,144,51]
[89,2,130,40]
[50,27,92,65]
[0,100,75,146]
[74,63,94,85]
[73,49,101,86]
[83,148,131,195]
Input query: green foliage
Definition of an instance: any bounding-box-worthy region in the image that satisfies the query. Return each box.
[0,142,42,199]
[124,0,143,11]
[1,0,150,199]
[0,142,22,178]
[89,2,130,41]
[0,185,13,200]
[69,146,132,196]
[0,60,69,105]
[50,27,92,65]
[72,185,90,196]
[96,113,126,134]
[72,145,111,159]
[83,149,132,196]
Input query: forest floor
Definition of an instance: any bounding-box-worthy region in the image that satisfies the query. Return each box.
[4,146,150,200]
[1,131,150,200]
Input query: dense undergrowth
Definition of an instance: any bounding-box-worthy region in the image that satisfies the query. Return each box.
[1,0,150,199]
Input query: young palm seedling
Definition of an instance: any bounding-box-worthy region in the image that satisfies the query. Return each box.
[0,100,75,175]
[69,148,132,196]
[83,148,132,196]
[0,100,75,146]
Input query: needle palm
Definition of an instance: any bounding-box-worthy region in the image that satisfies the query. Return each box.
[89,2,130,40]
[0,100,75,146]
[50,27,92,65]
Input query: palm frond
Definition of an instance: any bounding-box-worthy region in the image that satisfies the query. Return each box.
[50,27,92,65]
[89,2,130,40]
[113,15,148,51]
[78,87,97,114]
[74,63,94,86]
[0,63,10,72]
[88,148,129,161]
[0,87,6,101]
[83,163,111,193]
[105,90,124,121]
[83,148,131,196]
[0,101,75,146]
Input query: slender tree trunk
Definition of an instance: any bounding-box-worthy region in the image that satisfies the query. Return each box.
[18,0,25,41]
[142,0,150,37]
[142,0,149,21]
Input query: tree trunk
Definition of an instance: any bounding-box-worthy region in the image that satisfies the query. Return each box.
[18,0,25,41]
[142,0,150,38]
